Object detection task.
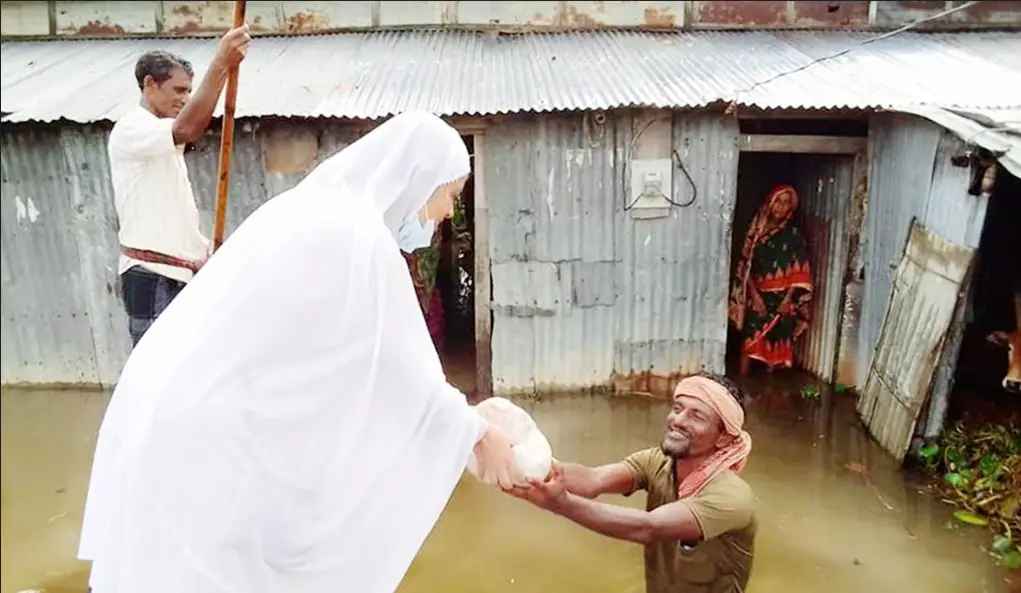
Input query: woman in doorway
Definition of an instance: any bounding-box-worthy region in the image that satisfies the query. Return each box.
[729,184,814,376]
[403,232,446,352]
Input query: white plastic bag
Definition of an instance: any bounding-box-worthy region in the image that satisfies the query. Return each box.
[466,397,553,486]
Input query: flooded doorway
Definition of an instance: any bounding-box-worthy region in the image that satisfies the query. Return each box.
[941,165,1021,428]
[438,135,477,393]
[727,144,860,384]
[397,133,481,395]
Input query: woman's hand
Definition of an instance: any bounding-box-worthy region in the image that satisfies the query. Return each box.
[749,284,768,316]
[473,423,524,490]
[777,289,795,316]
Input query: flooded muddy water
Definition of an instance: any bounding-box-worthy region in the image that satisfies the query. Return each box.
[2,373,1015,593]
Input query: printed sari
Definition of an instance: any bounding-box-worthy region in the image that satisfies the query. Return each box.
[728,185,814,371]
[403,232,446,352]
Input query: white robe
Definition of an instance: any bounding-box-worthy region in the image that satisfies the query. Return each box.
[78,112,486,593]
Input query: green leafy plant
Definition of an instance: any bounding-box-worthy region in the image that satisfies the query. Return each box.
[917,422,1021,569]
[800,384,820,399]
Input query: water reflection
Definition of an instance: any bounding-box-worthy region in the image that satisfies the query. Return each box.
[2,374,1014,593]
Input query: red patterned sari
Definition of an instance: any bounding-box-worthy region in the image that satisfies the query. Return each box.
[728,185,814,370]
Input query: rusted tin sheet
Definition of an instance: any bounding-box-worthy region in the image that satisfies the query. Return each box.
[856,220,975,462]
[874,1,1021,30]
[793,1,870,28]
[279,1,374,32]
[4,0,1021,38]
[54,0,157,36]
[4,30,1019,124]
[690,1,787,28]
[161,0,284,35]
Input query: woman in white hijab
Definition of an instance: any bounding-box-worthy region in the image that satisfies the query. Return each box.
[77,111,522,593]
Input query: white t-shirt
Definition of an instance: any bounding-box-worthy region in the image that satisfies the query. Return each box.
[109,105,211,284]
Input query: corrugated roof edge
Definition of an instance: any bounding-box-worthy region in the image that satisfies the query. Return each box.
[3,27,1016,42]
[895,105,1021,179]
[4,22,1021,43]
[0,102,882,127]
[3,29,1016,124]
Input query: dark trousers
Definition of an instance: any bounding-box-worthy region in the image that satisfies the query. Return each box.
[121,266,185,347]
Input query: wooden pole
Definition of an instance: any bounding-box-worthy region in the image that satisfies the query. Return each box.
[211,0,247,252]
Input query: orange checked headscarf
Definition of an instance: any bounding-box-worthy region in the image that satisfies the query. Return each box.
[673,376,753,499]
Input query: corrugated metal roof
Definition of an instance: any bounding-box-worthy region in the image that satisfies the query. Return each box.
[898,105,1021,179]
[1,29,1019,123]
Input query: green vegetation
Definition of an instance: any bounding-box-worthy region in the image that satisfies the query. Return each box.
[917,423,1021,569]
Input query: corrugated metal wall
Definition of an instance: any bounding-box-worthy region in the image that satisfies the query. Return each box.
[857,113,989,438]
[6,111,891,397]
[484,111,739,394]
[793,155,856,383]
[1,119,358,386]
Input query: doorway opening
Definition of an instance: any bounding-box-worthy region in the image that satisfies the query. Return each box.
[402,135,477,394]
[726,151,856,384]
[944,165,1021,428]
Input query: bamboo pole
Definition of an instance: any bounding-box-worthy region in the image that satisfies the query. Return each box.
[211,0,248,251]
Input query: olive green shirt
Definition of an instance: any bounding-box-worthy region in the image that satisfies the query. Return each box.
[622,447,757,593]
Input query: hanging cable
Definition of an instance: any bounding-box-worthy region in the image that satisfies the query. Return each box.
[726,1,981,111]
[623,117,698,211]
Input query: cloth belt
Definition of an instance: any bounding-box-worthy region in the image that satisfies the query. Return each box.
[122,246,201,272]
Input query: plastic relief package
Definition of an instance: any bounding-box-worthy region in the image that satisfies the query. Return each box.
[466,397,553,486]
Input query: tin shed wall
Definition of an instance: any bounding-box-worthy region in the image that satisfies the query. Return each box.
[483,111,739,394]
[0,120,359,386]
[793,155,857,384]
[857,113,989,437]
[2,111,744,393]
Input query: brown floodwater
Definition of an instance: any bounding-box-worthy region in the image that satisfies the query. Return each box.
[1,372,1016,593]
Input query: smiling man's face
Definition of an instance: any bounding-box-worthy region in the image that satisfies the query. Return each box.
[660,394,726,459]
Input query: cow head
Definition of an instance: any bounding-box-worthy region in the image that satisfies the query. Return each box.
[986,294,1021,393]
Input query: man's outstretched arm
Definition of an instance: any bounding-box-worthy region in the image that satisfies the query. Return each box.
[556,462,636,499]
[548,495,703,545]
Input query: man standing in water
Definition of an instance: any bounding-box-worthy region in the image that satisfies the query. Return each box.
[508,372,756,592]
[110,26,250,347]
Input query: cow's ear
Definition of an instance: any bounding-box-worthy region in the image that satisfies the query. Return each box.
[987,331,1009,346]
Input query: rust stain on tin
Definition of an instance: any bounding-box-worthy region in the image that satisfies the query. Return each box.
[563,5,605,29]
[286,11,333,32]
[249,15,268,33]
[66,20,127,36]
[168,21,203,34]
[643,7,678,28]
[169,3,203,18]
[165,1,234,34]
[692,0,788,28]
[792,1,870,28]
[612,370,688,399]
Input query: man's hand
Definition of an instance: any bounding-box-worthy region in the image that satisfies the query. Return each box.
[216,25,251,68]
[506,463,568,511]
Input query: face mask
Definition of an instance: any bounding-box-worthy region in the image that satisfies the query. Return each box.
[396,214,436,254]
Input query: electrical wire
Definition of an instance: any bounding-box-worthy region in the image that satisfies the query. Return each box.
[727,0,981,109]
[623,1,982,212]
[623,117,698,211]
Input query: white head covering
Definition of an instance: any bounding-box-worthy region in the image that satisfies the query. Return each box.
[78,111,485,593]
[296,110,470,234]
